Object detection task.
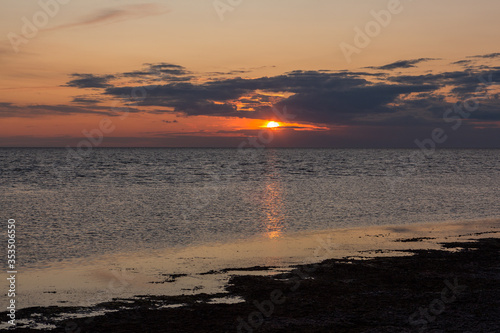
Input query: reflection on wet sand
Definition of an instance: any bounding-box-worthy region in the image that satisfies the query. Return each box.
[13,218,500,311]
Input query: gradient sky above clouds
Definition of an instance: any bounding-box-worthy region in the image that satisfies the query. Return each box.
[0,0,499,147]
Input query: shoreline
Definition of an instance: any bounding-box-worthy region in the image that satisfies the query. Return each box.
[6,219,500,309]
[1,218,499,331]
[2,237,499,332]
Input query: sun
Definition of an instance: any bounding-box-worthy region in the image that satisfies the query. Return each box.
[266,121,280,128]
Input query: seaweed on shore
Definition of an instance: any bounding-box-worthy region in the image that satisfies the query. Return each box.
[3,238,500,333]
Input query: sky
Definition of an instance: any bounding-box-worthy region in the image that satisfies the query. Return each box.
[0,0,499,147]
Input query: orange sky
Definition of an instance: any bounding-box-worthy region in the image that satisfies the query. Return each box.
[1,0,499,147]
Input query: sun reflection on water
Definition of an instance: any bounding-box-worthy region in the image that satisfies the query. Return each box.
[262,152,286,239]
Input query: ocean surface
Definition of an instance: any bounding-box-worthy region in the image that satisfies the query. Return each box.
[2,148,500,269]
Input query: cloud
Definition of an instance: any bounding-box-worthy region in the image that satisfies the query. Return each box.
[387,70,500,95]
[44,4,170,31]
[206,70,252,77]
[452,60,472,65]
[122,63,193,82]
[104,70,374,119]
[0,102,140,118]
[65,74,115,89]
[206,66,277,77]
[94,63,500,128]
[102,69,444,125]
[271,84,438,125]
[367,58,439,70]
[467,52,500,59]
[71,96,102,105]
[8,59,499,136]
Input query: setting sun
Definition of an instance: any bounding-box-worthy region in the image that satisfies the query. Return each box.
[266,121,281,128]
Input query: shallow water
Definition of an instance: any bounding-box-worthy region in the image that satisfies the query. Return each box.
[5,218,500,312]
[1,148,500,269]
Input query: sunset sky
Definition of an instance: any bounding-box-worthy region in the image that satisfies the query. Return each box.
[1,0,499,147]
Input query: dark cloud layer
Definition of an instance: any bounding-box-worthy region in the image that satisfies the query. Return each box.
[56,57,500,132]
[2,55,499,147]
[273,83,438,125]
[99,63,499,129]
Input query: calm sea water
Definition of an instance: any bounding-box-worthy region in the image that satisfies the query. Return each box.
[1,148,499,269]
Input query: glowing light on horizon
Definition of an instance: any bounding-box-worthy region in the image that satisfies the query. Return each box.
[266,121,280,128]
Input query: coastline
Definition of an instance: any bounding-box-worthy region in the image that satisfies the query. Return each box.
[2,218,499,331]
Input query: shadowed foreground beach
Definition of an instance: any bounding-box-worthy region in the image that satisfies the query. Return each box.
[3,236,499,332]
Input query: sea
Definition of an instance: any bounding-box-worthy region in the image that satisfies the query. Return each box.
[1,148,500,270]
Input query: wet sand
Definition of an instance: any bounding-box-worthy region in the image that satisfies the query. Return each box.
[2,219,500,332]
